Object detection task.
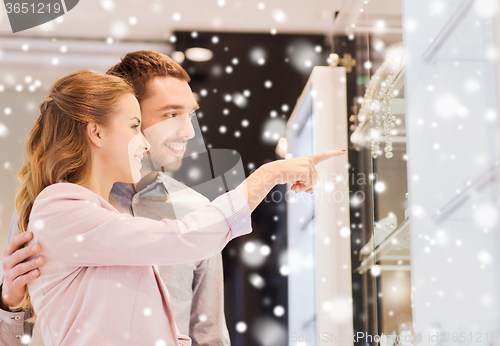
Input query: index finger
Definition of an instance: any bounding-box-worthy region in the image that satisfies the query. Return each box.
[310,150,346,165]
[4,232,33,257]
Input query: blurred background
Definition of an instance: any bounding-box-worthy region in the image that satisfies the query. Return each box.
[0,0,406,345]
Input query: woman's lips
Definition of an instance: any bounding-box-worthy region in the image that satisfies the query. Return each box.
[134,153,143,168]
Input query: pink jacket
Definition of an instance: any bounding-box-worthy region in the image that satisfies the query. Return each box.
[26,182,252,346]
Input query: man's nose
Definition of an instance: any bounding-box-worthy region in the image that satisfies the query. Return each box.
[178,115,196,140]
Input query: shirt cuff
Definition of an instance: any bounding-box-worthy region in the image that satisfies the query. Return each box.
[211,189,252,238]
[0,295,26,326]
[0,308,26,326]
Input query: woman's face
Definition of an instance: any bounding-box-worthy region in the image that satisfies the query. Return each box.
[101,93,150,184]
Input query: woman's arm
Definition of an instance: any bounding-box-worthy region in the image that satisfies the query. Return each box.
[31,184,251,267]
[236,150,345,211]
[31,150,344,268]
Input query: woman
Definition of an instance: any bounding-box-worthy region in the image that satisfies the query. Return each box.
[16,70,344,345]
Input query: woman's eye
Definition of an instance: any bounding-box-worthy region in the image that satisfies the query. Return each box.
[132,124,140,131]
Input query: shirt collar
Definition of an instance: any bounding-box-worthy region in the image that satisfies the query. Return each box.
[136,171,169,197]
[112,171,170,200]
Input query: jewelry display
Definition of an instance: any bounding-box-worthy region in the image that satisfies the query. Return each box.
[357,43,404,159]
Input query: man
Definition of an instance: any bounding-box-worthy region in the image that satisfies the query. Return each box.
[0,51,231,345]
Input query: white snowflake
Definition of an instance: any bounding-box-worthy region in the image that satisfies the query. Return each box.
[370,265,381,277]
[233,93,248,108]
[374,181,386,193]
[340,227,350,238]
[260,245,271,256]
[249,273,265,289]
[272,9,287,23]
[99,0,115,11]
[273,305,285,317]
[111,21,128,38]
[249,47,267,65]
[20,335,31,345]
[235,321,247,333]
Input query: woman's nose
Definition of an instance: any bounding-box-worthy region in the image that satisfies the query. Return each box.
[141,133,151,152]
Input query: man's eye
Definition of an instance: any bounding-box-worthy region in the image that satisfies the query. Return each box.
[165,113,177,118]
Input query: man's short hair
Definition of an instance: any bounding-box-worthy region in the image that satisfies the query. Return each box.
[107,50,190,103]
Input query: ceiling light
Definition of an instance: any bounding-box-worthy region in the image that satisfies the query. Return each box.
[185,47,213,62]
[171,51,185,64]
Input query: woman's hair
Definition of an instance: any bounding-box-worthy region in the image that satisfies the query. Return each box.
[14,70,134,316]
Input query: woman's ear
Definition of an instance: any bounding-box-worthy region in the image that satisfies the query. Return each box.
[87,122,103,148]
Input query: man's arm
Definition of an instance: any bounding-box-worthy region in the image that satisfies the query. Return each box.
[0,211,42,345]
[189,253,231,346]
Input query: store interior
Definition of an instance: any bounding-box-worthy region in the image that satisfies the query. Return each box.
[1,0,500,345]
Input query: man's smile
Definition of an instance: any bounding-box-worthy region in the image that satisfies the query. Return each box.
[165,143,186,156]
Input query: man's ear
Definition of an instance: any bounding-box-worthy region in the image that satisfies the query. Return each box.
[87,122,103,148]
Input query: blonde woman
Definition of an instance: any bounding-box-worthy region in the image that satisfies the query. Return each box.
[16,70,343,345]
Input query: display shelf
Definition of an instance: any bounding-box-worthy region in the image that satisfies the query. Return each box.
[355,218,410,274]
[378,232,410,263]
[376,265,411,271]
[431,166,498,225]
[422,0,475,64]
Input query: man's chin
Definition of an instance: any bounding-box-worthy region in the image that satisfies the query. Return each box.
[142,153,183,173]
[160,159,183,173]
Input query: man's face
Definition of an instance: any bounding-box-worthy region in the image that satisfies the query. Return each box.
[139,77,197,172]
